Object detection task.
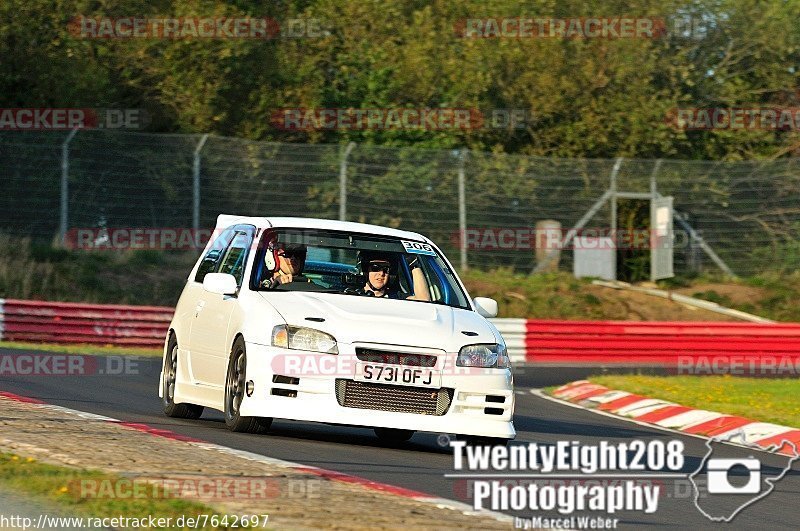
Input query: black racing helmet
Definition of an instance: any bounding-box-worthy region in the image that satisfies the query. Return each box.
[358,250,396,275]
[357,250,402,293]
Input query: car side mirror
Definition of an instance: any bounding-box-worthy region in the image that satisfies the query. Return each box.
[203,273,238,296]
[473,297,498,318]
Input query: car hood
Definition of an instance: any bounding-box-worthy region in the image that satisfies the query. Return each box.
[258,292,497,351]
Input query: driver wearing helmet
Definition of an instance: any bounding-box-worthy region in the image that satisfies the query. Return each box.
[360,251,431,301]
[260,242,309,289]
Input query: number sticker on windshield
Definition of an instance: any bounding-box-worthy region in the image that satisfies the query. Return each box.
[402,240,436,256]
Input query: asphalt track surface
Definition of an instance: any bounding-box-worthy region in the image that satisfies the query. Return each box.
[1,349,797,530]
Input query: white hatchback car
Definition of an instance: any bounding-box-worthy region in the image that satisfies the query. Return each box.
[160,215,515,444]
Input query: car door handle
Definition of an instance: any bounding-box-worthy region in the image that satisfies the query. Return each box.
[195,300,206,316]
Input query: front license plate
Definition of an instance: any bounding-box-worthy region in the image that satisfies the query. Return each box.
[355,362,441,389]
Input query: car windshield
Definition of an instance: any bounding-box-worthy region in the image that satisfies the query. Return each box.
[251,228,470,310]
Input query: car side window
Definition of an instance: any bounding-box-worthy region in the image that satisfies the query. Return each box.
[194,228,236,283]
[218,231,252,286]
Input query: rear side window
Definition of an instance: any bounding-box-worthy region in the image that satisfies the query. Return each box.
[194,228,236,283]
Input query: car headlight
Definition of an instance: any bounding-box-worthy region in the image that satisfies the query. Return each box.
[456,343,510,369]
[271,325,338,354]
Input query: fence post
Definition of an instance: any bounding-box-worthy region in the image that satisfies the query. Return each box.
[649,159,662,197]
[609,157,623,244]
[458,149,468,271]
[649,159,663,283]
[193,134,209,232]
[339,142,356,221]
[59,129,79,246]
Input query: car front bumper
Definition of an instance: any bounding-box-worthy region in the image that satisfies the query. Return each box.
[239,342,516,439]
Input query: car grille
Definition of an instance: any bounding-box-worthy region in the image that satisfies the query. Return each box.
[355,348,437,368]
[335,379,453,416]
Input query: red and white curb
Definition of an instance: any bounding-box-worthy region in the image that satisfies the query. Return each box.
[537,381,800,456]
[0,391,510,524]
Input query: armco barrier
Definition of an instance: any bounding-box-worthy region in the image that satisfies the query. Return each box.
[0,298,173,348]
[494,319,800,366]
[1,299,798,367]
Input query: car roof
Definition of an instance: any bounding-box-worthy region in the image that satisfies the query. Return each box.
[215,215,430,242]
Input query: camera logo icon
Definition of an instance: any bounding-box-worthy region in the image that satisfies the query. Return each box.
[707,457,761,494]
[691,431,799,522]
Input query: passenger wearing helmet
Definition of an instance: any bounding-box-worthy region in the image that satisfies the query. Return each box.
[260,243,309,289]
[359,252,431,301]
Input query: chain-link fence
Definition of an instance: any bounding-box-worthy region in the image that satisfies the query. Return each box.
[2,130,799,277]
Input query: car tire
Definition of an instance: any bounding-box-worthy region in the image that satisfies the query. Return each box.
[162,334,204,419]
[462,436,509,448]
[224,337,272,434]
[374,427,415,443]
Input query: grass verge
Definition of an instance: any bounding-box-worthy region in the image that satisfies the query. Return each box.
[558,375,800,428]
[0,453,237,529]
[0,233,194,306]
[459,269,606,319]
[659,271,800,322]
[0,341,162,357]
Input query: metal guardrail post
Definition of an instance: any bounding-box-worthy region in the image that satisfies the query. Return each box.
[339,142,356,221]
[193,134,209,233]
[59,129,79,246]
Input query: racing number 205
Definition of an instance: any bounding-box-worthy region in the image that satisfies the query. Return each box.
[363,365,433,386]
